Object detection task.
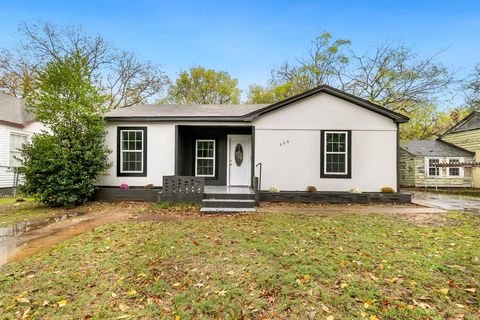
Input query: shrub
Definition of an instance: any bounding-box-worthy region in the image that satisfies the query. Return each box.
[380,186,395,193]
[306,185,317,193]
[19,53,110,207]
[120,184,129,190]
[349,187,362,194]
[144,184,154,189]
[268,186,279,193]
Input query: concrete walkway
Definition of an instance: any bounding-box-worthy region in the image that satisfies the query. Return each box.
[412,191,480,211]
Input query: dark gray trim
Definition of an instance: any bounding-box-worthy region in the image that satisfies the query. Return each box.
[396,122,400,192]
[116,126,147,177]
[174,125,179,175]
[259,191,411,204]
[92,187,158,202]
[106,116,252,122]
[320,130,352,179]
[251,126,255,187]
[105,85,409,124]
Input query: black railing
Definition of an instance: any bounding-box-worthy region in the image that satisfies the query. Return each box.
[255,162,262,191]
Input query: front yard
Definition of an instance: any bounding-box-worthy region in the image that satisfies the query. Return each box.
[0,205,479,319]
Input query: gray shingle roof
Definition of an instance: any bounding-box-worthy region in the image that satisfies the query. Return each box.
[105,85,410,123]
[0,93,35,126]
[105,104,269,120]
[401,140,474,157]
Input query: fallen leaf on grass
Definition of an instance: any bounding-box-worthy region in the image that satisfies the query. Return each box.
[127,289,137,296]
[227,271,235,276]
[119,303,130,312]
[465,288,476,293]
[57,300,67,307]
[16,297,30,304]
[437,288,449,295]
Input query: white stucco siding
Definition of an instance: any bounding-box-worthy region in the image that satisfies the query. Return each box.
[96,122,176,187]
[253,92,398,192]
[253,93,395,130]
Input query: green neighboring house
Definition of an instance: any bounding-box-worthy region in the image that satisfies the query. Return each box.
[439,111,480,187]
[400,140,474,188]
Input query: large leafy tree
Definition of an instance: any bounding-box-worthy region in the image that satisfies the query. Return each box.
[167,66,241,104]
[247,32,350,104]
[248,33,456,139]
[19,52,110,207]
[0,21,168,108]
[463,64,480,110]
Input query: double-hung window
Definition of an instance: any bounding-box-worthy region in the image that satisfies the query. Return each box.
[195,140,215,177]
[9,133,28,167]
[321,131,351,178]
[426,158,441,177]
[117,127,147,176]
[447,158,463,177]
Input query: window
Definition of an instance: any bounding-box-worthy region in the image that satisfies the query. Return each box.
[117,127,147,176]
[195,140,215,177]
[9,133,28,167]
[321,131,351,178]
[447,158,463,177]
[427,158,441,177]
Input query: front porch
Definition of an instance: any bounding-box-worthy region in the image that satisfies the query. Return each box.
[175,125,255,187]
[156,176,257,213]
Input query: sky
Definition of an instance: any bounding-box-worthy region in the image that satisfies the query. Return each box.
[0,0,479,103]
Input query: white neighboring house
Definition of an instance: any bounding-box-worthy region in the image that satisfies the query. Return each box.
[97,85,409,195]
[0,93,42,191]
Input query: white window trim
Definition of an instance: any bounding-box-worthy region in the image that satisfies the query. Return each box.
[9,132,28,167]
[195,139,215,177]
[324,131,348,175]
[446,157,464,178]
[119,129,144,174]
[425,157,442,177]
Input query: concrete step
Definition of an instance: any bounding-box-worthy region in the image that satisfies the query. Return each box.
[203,192,255,200]
[202,198,256,208]
[200,207,257,213]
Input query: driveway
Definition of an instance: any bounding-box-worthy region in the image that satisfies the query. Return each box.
[412,191,480,211]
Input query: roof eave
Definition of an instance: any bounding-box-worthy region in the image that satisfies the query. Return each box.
[105,116,253,122]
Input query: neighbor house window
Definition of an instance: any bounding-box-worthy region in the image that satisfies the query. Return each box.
[426,158,441,177]
[117,127,147,177]
[447,158,463,177]
[195,140,215,177]
[9,133,28,167]
[321,131,351,178]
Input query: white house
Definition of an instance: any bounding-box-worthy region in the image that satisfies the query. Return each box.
[96,85,409,210]
[0,93,42,192]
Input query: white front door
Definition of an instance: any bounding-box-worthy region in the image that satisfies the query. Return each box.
[227,135,252,186]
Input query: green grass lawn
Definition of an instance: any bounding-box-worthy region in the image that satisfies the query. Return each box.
[0,210,479,319]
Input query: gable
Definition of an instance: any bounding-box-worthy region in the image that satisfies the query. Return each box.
[252,91,397,130]
[443,112,480,135]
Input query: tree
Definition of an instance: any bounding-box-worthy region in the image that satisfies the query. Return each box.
[340,42,455,114]
[247,32,350,104]
[463,64,480,110]
[167,67,240,104]
[0,21,168,107]
[18,52,110,207]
